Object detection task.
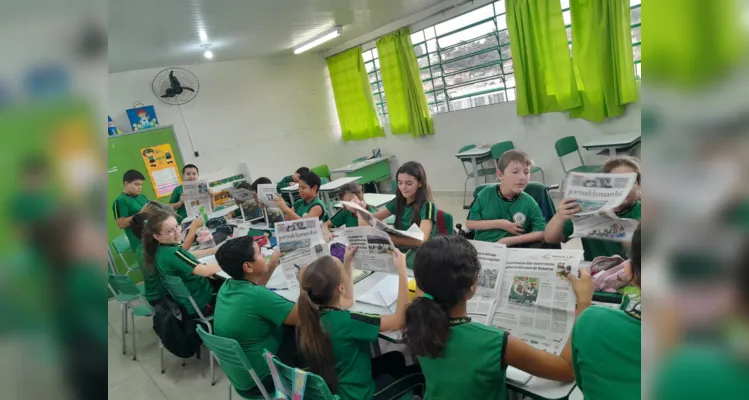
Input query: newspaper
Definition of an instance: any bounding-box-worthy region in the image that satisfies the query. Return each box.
[339,201,424,241]
[467,297,497,325]
[563,172,639,242]
[343,226,397,274]
[183,180,213,216]
[465,241,506,324]
[228,188,264,222]
[275,218,329,290]
[256,184,279,207]
[489,248,583,359]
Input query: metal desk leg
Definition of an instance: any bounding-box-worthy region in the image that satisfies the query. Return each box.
[323,192,334,217]
[471,156,481,189]
[286,191,295,205]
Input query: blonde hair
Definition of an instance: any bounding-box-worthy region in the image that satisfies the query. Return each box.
[603,156,640,184]
[497,150,532,172]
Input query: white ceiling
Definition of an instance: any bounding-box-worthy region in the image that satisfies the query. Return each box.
[109,0,445,73]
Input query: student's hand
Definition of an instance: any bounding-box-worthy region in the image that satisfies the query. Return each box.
[557,198,581,220]
[139,203,151,214]
[343,245,358,269]
[569,267,594,306]
[269,249,281,268]
[498,237,512,246]
[190,218,203,229]
[498,220,525,235]
[180,194,187,202]
[392,249,407,276]
[324,230,334,242]
[273,194,287,210]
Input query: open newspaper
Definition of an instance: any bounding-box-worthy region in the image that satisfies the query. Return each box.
[274,218,328,290]
[489,248,584,384]
[339,201,424,241]
[563,172,639,242]
[184,180,213,216]
[228,187,264,222]
[343,226,397,274]
[257,183,284,228]
[466,241,506,324]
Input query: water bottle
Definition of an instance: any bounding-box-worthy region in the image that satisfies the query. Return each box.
[199,206,209,225]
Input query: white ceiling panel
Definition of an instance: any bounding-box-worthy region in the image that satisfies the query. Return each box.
[109,0,445,72]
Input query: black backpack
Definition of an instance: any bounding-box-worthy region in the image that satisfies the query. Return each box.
[152,297,202,358]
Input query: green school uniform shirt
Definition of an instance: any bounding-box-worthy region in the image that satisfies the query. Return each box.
[134,244,168,302]
[154,243,212,314]
[213,279,294,392]
[276,175,294,193]
[11,191,56,226]
[571,305,641,400]
[563,201,642,261]
[294,197,327,221]
[319,307,381,400]
[385,200,438,234]
[169,185,187,220]
[329,206,375,228]
[418,318,509,400]
[112,192,149,252]
[467,187,546,243]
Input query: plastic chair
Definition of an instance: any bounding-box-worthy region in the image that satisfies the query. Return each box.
[436,209,455,236]
[554,136,602,174]
[491,141,546,184]
[162,275,217,385]
[264,350,340,400]
[196,326,271,400]
[108,274,156,362]
[111,234,140,276]
[310,164,331,181]
[460,144,497,208]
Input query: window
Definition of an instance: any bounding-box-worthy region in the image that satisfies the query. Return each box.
[562,0,641,79]
[362,48,388,117]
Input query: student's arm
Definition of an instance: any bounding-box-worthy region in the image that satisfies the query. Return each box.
[305,204,324,219]
[465,195,505,231]
[323,220,335,242]
[545,198,579,244]
[419,219,433,242]
[189,247,216,258]
[340,246,358,310]
[113,201,149,229]
[169,189,185,210]
[372,207,392,221]
[181,219,203,250]
[390,235,424,248]
[501,204,546,245]
[499,231,545,246]
[258,249,281,287]
[505,267,593,381]
[379,249,409,332]
[283,304,299,326]
[192,263,222,277]
[274,195,301,220]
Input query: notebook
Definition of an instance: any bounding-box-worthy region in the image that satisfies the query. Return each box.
[357,275,399,308]
[506,366,533,385]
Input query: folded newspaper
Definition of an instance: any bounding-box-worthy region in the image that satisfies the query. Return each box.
[256,184,279,207]
[227,187,264,222]
[339,201,424,241]
[465,242,584,385]
[343,226,397,274]
[275,218,329,290]
[563,172,639,242]
[183,180,213,216]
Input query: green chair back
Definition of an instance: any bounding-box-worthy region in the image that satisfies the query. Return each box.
[108,273,155,317]
[555,136,580,157]
[473,183,497,199]
[391,179,397,193]
[490,141,515,160]
[436,210,455,236]
[162,275,201,315]
[310,164,331,181]
[458,144,476,153]
[197,326,271,400]
[111,234,132,254]
[352,157,368,163]
[263,350,338,400]
[320,177,330,185]
[109,274,141,297]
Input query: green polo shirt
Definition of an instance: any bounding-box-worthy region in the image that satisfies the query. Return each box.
[169,185,187,220]
[112,192,149,252]
[154,243,212,314]
[294,197,327,221]
[467,187,546,243]
[276,175,294,193]
[319,307,381,400]
[572,305,641,400]
[11,191,56,226]
[329,206,375,228]
[213,279,295,392]
[418,318,509,400]
[563,201,642,261]
[385,200,437,233]
[134,244,168,302]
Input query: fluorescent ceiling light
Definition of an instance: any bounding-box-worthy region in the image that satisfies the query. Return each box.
[203,50,213,59]
[199,29,208,43]
[293,25,342,54]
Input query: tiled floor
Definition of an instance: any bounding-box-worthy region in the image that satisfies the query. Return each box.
[107,192,582,400]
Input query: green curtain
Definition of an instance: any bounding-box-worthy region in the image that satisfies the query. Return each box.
[376,27,434,137]
[326,48,384,141]
[568,0,637,122]
[506,0,581,116]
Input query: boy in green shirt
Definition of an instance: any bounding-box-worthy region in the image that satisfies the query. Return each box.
[169,164,215,221]
[466,150,546,246]
[276,166,309,207]
[112,169,150,252]
[274,170,327,222]
[322,182,374,241]
[213,236,300,397]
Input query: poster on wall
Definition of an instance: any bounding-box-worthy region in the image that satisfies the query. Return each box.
[140,144,181,198]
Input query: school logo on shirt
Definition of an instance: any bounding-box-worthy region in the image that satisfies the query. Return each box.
[512,212,526,225]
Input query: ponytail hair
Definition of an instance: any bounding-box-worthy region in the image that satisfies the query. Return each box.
[141,211,172,276]
[394,161,432,229]
[296,256,343,392]
[403,236,480,358]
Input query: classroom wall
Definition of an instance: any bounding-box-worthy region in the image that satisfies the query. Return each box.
[108,53,341,183]
[336,101,641,192]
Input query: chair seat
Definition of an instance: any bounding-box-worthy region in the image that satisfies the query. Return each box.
[569,165,602,174]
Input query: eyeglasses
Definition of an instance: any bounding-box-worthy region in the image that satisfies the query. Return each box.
[162,225,182,236]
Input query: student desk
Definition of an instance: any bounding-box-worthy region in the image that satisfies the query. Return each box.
[333,193,395,211]
[280,184,299,204]
[330,156,393,189]
[319,176,362,217]
[582,132,641,157]
[455,145,495,189]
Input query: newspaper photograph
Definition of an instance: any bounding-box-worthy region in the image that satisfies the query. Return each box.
[469,240,507,298]
[489,248,584,356]
[563,172,639,242]
[339,201,424,241]
[343,226,397,274]
[275,219,329,290]
[257,183,279,208]
[183,180,213,216]
[228,187,264,222]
